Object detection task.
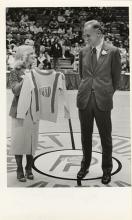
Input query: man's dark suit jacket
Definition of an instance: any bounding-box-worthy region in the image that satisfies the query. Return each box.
[51,43,62,58]
[77,41,122,111]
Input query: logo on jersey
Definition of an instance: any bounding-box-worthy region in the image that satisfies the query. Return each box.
[39,87,51,97]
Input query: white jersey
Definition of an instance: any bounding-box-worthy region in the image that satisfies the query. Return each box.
[16,68,70,123]
[16,69,40,122]
[33,68,70,122]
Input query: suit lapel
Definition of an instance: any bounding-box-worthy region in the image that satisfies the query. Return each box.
[94,41,110,74]
[86,46,93,74]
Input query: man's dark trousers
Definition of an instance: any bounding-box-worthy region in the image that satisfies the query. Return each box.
[79,90,113,172]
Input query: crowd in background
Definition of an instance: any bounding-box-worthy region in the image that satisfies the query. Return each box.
[6,7,129,79]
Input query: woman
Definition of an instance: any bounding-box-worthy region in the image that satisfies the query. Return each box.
[9,45,40,182]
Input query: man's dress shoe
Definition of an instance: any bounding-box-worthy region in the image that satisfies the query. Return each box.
[101,171,111,184]
[77,167,89,179]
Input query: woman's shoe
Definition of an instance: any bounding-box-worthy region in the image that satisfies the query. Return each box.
[25,170,34,180]
[17,171,26,182]
[15,155,26,182]
[25,155,34,180]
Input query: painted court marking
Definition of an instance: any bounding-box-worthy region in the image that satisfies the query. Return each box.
[7,132,131,187]
[33,149,122,181]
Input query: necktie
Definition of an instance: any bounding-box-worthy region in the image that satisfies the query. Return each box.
[91,47,97,71]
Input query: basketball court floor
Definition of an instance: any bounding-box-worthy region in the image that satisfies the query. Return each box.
[7,89,131,187]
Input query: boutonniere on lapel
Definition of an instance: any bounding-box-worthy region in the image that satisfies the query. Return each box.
[101,50,108,55]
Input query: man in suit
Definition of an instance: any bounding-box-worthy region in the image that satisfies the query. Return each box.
[77,20,121,184]
[51,38,62,69]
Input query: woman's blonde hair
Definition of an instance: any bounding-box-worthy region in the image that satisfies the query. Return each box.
[13,45,35,70]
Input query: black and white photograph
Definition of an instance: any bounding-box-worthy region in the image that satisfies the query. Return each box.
[6,6,130,187]
[0,0,131,219]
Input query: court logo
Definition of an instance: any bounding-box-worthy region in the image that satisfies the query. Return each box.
[33,149,122,181]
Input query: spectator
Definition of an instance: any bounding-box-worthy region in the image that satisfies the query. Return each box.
[34,23,43,34]
[58,35,64,46]
[6,33,15,49]
[19,24,29,33]
[25,39,34,47]
[49,17,59,29]
[51,38,62,69]
[29,22,36,33]
[7,45,17,70]
[24,34,34,46]
[65,9,71,17]
[58,12,66,24]
[6,7,129,90]
[15,33,24,46]
[20,14,29,26]
[40,45,45,53]
[43,51,51,69]
[34,33,43,55]
[119,43,127,64]
[71,42,80,71]
[37,52,45,65]
[37,51,51,70]
[105,36,113,45]
[58,27,65,34]
[6,17,13,26]
[64,45,74,65]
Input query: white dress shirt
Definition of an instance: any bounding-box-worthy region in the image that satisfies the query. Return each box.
[94,38,104,60]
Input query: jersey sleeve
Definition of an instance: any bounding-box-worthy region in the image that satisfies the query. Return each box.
[57,72,71,119]
[17,75,33,119]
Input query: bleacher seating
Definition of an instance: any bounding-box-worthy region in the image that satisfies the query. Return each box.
[58,58,73,69]
[6,7,129,90]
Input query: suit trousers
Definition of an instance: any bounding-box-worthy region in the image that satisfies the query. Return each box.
[79,91,113,172]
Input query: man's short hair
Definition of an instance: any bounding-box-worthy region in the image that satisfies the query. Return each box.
[84,20,104,34]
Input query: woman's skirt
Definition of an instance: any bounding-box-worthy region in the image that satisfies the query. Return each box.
[9,110,39,155]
